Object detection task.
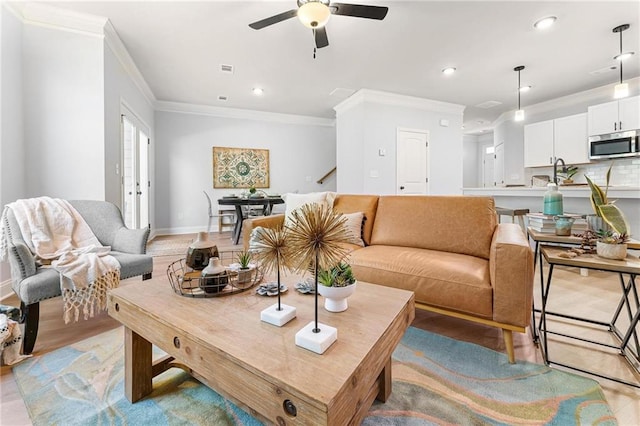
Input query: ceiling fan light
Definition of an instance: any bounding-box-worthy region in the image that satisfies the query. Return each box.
[614,82,629,99]
[614,51,634,61]
[298,2,331,29]
[534,16,557,30]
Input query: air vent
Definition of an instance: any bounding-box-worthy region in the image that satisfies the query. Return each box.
[220,64,234,74]
[475,100,502,109]
[218,95,228,101]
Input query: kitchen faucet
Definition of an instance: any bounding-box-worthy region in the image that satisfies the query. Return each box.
[553,157,566,184]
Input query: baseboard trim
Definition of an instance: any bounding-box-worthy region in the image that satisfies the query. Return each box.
[152,226,221,237]
[0,278,14,301]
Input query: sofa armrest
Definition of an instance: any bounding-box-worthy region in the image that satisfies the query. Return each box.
[7,241,37,280]
[489,223,534,327]
[112,227,150,254]
[242,214,285,250]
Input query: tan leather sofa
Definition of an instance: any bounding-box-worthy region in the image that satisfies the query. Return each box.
[243,194,534,363]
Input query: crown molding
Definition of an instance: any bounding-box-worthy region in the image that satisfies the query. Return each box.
[103,20,156,106]
[18,2,107,37]
[15,3,156,107]
[493,76,640,127]
[155,101,335,127]
[334,89,466,116]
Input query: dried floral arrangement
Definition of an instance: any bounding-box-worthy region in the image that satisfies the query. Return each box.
[285,203,355,273]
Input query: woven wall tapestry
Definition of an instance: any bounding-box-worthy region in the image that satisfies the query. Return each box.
[212,147,270,188]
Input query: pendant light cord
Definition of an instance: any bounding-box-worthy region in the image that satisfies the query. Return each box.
[517,69,521,109]
[619,30,624,84]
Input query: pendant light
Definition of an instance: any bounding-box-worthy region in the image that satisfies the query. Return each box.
[613,24,633,99]
[514,66,525,121]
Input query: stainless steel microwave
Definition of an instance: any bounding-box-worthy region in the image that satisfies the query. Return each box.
[588,130,639,160]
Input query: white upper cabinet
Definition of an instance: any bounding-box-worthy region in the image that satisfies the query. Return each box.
[588,95,640,135]
[524,113,588,168]
[553,113,588,164]
[524,120,554,167]
[618,96,640,132]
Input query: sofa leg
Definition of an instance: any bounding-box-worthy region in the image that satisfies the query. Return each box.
[20,301,40,355]
[503,329,515,364]
[142,273,152,281]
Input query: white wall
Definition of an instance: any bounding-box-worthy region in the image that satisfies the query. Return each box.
[154,110,336,234]
[462,134,479,188]
[22,24,105,199]
[335,91,465,195]
[0,4,25,290]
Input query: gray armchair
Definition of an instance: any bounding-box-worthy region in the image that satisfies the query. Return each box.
[3,200,153,354]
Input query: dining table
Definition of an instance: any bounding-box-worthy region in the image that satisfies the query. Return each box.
[217,196,284,245]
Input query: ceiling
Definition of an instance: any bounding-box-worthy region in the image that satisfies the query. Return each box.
[21,1,640,133]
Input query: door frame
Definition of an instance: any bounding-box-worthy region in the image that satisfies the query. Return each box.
[480,141,495,188]
[120,102,151,229]
[396,127,429,195]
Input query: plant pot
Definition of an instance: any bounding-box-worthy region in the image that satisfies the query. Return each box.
[586,215,611,233]
[237,267,254,284]
[596,241,627,260]
[317,282,357,312]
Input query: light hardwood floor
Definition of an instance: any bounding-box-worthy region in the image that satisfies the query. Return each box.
[1,232,639,425]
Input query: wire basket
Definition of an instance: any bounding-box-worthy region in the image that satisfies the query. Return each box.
[167,250,263,298]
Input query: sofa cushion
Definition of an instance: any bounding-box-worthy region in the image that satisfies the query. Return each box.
[370,196,496,259]
[349,245,492,319]
[332,194,379,246]
[342,212,365,247]
[283,192,337,225]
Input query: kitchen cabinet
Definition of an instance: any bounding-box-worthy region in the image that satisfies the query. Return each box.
[588,95,640,136]
[524,113,588,167]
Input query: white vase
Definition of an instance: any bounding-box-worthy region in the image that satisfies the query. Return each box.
[317,282,357,312]
[596,241,627,260]
[200,257,228,293]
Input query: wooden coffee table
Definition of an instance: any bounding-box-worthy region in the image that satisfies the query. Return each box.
[107,278,415,425]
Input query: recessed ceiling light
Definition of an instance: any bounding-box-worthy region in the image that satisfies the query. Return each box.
[534,16,557,30]
[614,51,635,61]
[442,67,456,75]
[252,87,264,96]
[519,85,532,93]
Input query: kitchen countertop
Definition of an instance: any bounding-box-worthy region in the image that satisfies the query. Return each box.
[462,186,640,199]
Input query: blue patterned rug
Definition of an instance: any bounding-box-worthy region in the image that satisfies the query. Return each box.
[12,326,616,425]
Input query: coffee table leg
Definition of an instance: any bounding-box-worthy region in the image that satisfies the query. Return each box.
[125,327,153,403]
[376,358,392,402]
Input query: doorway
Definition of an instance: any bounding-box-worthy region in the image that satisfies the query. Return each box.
[482,143,495,187]
[121,107,150,230]
[396,129,429,195]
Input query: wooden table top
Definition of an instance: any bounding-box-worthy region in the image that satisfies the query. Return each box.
[108,275,414,418]
[541,246,640,274]
[529,228,640,250]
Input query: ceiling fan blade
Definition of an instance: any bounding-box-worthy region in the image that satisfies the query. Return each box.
[330,3,388,20]
[249,9,298,30]
[314,27,329,48]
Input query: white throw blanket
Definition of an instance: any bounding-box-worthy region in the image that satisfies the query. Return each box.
[0,314,31,365]
[0,197,120,323]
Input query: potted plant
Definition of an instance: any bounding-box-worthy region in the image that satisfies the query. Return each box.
[236,250,254,284]
[316,262,357,312]
[559,165,579,185]
[585,164,630,260]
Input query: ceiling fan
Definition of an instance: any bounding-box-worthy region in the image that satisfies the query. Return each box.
[248,0,389,49]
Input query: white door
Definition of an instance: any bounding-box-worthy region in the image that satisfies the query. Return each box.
[121,111,150,230]
[482,144,495,187]
[396,129,428,194]
[494,143,505,186]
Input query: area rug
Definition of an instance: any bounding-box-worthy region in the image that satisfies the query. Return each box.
[12,327,616,425]
[145,238,193,256]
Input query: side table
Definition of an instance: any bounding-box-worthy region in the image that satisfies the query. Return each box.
[539,245,640,388]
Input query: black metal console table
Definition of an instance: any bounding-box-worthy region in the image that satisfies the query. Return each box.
[539,245,640,388]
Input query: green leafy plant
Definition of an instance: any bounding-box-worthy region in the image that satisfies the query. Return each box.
[595,229,630,245]
[559,165,579,180]
[584,163,630,242]
[236,250,252,269]
[317,262,356,287]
